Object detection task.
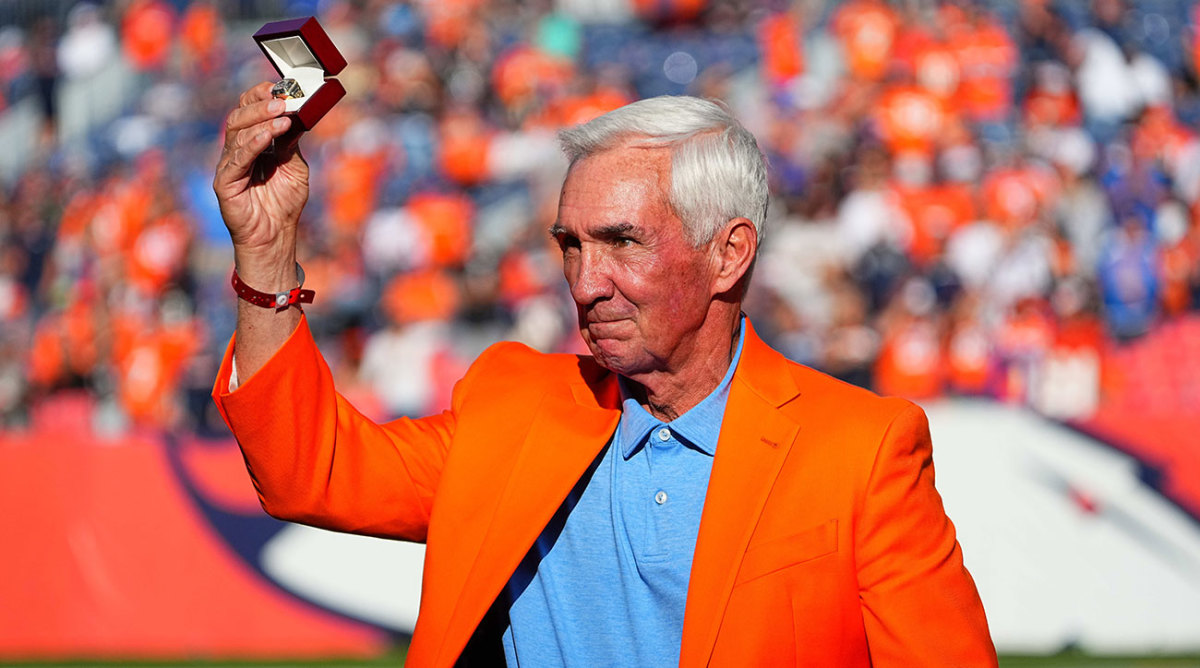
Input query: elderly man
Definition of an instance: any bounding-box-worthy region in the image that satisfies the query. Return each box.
[213,86,996,667]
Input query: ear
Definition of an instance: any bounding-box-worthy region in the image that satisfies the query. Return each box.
[711,217,758,295]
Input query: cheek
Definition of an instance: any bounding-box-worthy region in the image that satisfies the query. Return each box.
[659,258,714,309]
[621,256,712,328]
[610,258,657,303]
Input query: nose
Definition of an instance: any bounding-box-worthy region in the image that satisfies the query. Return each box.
[567,247,613,306]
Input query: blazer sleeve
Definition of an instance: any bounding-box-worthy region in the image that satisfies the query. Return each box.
[855,400,998,666]
[211,316,470,542]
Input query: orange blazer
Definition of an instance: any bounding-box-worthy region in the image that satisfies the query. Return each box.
[213,317,996,667]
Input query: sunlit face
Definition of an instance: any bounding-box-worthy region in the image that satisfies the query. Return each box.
[552,145,722,377]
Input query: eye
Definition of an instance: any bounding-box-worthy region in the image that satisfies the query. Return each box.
[556,233,580,256]
[613,236,635,248]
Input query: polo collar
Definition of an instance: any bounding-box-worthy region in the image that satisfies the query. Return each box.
[615,318,746,459]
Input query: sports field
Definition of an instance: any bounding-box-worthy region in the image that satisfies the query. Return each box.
[4,651,1200,668]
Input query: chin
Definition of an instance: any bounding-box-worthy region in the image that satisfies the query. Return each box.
[583,335,628,371]
[586,339,653,378]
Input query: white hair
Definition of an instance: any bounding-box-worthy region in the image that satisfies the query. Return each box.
[557,96,769,247]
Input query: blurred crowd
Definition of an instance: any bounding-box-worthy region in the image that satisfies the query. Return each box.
[1,0,1199,434]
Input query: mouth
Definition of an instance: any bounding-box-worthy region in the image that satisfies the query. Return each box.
[586,314,627,324]
[581,304,629,324]
[582,316,632,338]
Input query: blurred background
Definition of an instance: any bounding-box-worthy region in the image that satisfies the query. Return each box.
[1,0,1199,665]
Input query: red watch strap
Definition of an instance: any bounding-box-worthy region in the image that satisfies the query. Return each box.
[231,263,315,311]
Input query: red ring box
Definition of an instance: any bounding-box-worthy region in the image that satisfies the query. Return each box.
[253,17,347,131]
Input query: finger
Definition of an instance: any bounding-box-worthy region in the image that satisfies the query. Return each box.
[218,117,275,176]
[216,121,287,188]
[224,98,286,150]
[215,132,270,188]
[232,114,291,152]
[238,81,276,107]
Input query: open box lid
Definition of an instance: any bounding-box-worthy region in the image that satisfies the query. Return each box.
[253,16,347,79]
[252,16,347,130]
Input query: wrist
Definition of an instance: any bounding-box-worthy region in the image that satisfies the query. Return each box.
[233,248,299,292]
[231,262,313,311]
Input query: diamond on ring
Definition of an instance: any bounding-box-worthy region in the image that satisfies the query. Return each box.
[271,78,304,100]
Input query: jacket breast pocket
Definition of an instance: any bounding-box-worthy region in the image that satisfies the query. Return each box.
[735,519,838,585]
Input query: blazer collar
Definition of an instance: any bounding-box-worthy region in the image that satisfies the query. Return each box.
[437,356,620,665]
[680,319,803,668]
[728,317,803,409]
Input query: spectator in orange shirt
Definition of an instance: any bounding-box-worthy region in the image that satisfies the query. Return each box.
[759,9,804,87]
[550,85,633,128]
[324,129,388,237]
[179,1,224,79]
[873,80,949,157]
[945,291,994,396]
[492,44,574,119]
[361,269,462,418]
[947,5,1017,124]
[911,32,962,103]
[121,0,174,73]
[874,278,945,399]
[995,296,1056,403]
[406,191,474,269]
[437,106,494,187]
[891,153,977,268]
[1023,62,1080,128]
[981,161,1058,232]
[112,305,200,429]
[832,0,899,83]
[127,203,192,298]
[1158,200,1199,316]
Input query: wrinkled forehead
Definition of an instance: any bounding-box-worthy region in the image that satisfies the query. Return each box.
[557,150,680,234]
[561,144,671,206]
[570,138,670,169]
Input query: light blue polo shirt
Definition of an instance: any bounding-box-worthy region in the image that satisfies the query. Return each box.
[500,320,746,667]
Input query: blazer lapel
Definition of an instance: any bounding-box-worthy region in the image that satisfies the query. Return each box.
[680,321,802,668]
[437,368,621,665]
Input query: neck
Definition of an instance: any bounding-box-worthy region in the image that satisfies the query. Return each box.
[625,306,741,421]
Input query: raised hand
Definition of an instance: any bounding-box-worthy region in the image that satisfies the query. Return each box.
[213,82,311,382]
[213,81,308,279]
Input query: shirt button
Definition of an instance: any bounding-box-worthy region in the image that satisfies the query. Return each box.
[657,427,671,441]
[655,490,668,505]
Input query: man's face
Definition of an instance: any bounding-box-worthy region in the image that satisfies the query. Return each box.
[553,145,721,377]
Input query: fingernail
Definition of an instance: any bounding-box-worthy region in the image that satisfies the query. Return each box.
[268,99,284,113]
[272,117,289,130]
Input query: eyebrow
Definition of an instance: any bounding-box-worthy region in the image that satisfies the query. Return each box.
[594,222,636,238]
[547,222,637,239]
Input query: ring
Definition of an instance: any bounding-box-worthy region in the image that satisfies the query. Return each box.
[271,78,304,100]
